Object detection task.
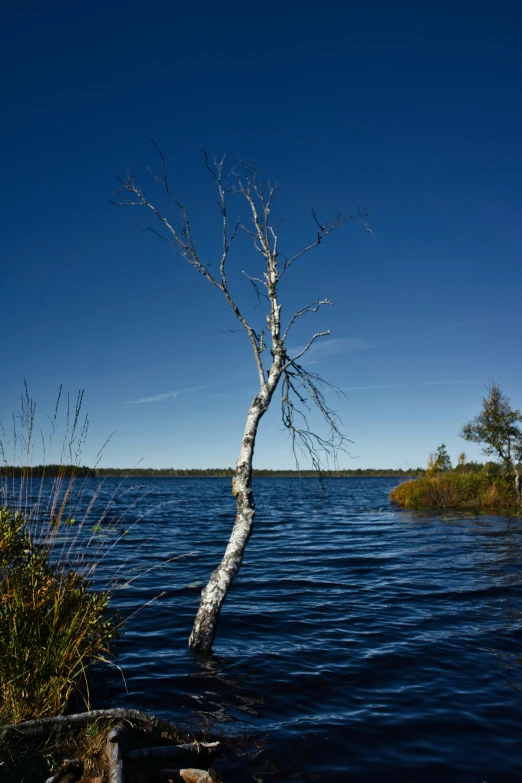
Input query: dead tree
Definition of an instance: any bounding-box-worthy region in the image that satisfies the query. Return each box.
[114,144,368,653]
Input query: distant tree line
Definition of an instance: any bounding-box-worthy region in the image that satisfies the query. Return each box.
[0,465,428,478]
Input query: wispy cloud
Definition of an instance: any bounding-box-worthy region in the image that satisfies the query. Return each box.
[288,336,372,364]
[127,381,224,404]
[128,391,179,404]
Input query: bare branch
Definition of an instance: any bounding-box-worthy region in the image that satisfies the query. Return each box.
[114,174,222,288]
[281,364,352,472]
[201,149,240,285]
[242,271,269,309]
[242,270,268,288]
[233,165,275,268]
[281,206,370,275]
[219,290,267,386]
[139,226,174,244]
[282,299,333,342]
[114,145,267,388]
[283,331,331,368]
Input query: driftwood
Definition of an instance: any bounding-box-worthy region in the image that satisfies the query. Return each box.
[160,769,217,783]
[129,742,219,760]
[44,758,83,783]
[0,708,183,741]
[105,723,128,783]
[2,708,225,783]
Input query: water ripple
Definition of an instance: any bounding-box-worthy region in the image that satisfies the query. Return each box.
[13,477,522,782]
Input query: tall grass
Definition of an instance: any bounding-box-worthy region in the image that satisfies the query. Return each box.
[0,385,156,724]
[0,385,113,562]
[390,471,519,511]
[0,508,116,723]
[0,385,158,588]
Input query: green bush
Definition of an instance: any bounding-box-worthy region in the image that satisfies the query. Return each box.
[0,507,116,724]
[390,472,519,511]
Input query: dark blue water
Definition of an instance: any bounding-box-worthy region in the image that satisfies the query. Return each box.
[14,477,522,781]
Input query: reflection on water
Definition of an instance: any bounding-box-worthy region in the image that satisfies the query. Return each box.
[9,477,522,782]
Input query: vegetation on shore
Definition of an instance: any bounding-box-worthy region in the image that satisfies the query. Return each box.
[0,507,116,724]
[0,387,123,731]
[461,381,522,503]
[390,470,520,511]
[391,382,522,512]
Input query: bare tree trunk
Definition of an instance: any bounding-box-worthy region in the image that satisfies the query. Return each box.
[514,469,522,506]
[116,148,362,652]
[188,392,270,654]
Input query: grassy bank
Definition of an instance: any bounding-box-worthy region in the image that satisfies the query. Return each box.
[390,472,520,512]
[0,507,116,724]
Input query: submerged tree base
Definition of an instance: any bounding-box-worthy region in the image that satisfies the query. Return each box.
[390,472,521,512]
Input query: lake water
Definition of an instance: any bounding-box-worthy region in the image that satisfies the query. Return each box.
[11,477,522,781]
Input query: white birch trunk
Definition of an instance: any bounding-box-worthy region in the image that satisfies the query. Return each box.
[116,150,356,654]
[514,469,522,506]
[188,390,271,653]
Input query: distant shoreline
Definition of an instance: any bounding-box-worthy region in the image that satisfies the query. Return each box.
[1,466,422,479]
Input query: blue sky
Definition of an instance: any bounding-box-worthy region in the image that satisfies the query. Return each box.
[1,0,521,469]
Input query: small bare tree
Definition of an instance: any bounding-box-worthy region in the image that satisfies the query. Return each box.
[115,144,368,653]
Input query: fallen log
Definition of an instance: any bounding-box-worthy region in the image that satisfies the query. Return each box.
[1,709,225,783]
[0,708,183,741]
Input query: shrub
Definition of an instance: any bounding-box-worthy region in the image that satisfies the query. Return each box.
[0,507,116,724]
[390,472,519,511]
